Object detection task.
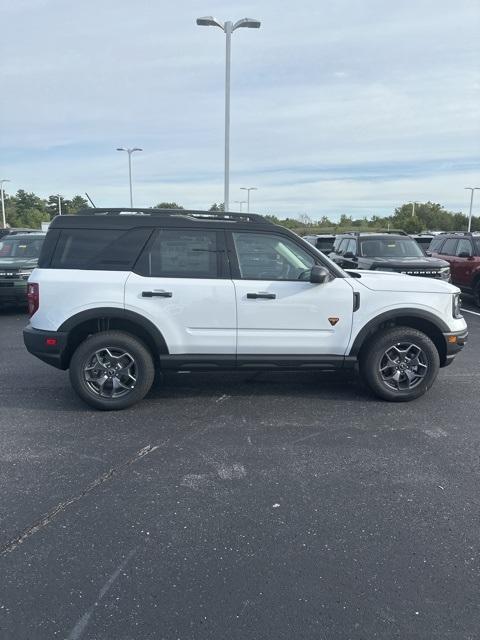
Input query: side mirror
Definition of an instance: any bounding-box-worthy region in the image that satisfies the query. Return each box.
[458,251,472,259]
[425,250,432,256]
[310,265,330,284]
[343,251,356,259]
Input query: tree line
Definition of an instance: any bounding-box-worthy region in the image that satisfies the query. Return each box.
[2,190,478,234]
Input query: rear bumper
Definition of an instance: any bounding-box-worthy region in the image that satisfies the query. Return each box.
[442,329,468,366]
[23,325,69,370]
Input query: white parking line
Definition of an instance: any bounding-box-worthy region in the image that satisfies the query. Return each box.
[461,308,480,317]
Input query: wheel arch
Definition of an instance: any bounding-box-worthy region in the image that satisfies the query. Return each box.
[350,309,449,366]
[58,308,168,367]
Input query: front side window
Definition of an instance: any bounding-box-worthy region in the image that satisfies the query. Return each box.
[345,239,356,255]
[456,239,473,257]
[232,232,315,280]
[360,238,424,258]
[428,237,445,253]
[139,229,220,278]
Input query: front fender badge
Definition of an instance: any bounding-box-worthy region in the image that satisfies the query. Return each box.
[328,317,340,326]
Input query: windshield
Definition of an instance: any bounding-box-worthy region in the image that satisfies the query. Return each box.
[360,237,424,258]
[0,236,44,259]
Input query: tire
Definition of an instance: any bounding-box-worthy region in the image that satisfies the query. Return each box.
[69,331,155,410]
[359,326,440,402]
[473,281,480,308]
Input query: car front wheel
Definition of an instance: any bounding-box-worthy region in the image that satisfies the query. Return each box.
[360,327,440,402]
[69,331,155,410]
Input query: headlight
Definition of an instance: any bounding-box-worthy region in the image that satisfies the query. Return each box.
[452,294,462,319]
[439,266,450,280]
[18,270,33,280]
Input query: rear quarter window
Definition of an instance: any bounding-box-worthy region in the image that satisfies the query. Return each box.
[49,228,152,270]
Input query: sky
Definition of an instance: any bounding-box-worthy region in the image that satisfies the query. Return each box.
[1,0,479,220]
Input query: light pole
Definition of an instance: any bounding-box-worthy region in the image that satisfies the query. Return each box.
[408,201,420,218]
[116,147,143,207]
[58,195,62,216]
[465,187,480,232]
[196,16,261,212]
[0,179,11,229]
[240,186,258,213]
[234,200,247,212]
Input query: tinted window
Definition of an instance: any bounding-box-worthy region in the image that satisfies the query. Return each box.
[233,232,315,280]
[51,228,151,270]
[139,229,220,278]
[475,239,480,255]
[456,239,473,257]
[0,236,44,258]
[428,237,445,253]
[315,238,335,252]
[440,238,458,256]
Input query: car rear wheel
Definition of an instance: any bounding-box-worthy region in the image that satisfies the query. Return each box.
[69,331,155,410]
[360,327,440,402]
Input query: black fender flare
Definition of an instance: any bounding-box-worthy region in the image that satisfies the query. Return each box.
[58,307,169,354]
[349,308,450,356]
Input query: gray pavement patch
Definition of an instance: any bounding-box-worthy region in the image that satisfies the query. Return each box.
[0,444,159,556]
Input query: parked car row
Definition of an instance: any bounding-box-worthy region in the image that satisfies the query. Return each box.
[303,230,480,306]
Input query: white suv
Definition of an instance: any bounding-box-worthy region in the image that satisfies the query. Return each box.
[23,208,468,410]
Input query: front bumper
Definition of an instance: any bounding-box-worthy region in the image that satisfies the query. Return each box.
[23,325,69,370]
[0,280,27,304]
[442,329,468,366]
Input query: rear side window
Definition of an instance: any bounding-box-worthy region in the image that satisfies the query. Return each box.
[136,229,222,278]
[50,228,151,270]
[428,237,444,253]
[440,238,458,256]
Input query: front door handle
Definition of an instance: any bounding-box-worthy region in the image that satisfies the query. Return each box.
[142,290,173,298]
[247,292,276,299]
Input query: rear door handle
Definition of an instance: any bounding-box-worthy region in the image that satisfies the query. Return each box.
[247,292,276,299]
[142,290,172,298]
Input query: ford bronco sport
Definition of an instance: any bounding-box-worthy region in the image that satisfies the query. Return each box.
[23,209,467,410]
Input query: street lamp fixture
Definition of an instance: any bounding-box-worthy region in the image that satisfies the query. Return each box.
[116,147,143,207]
[0,179,11,229]
[408,201,420,218]
[234,200,247,213]
[240,186,258,213]
[465,187,480,232]
[196,16,261,212]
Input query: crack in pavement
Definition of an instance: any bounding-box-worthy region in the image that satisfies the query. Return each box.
[0,443,160,557]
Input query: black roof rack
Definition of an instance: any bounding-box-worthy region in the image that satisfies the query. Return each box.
[438,231,479,236]
[338,229,408,237]
[76,207,268,224]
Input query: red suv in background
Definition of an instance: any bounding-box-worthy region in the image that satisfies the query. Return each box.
[428,232,480,306]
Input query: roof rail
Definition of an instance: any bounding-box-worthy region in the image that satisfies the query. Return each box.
[438,231,478,236]
[338,228,408,236]
[76,207,268,223]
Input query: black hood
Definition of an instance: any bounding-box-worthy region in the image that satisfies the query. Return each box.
[369,256,449,269]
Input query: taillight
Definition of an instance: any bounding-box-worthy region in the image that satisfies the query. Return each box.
[27,283,39,317]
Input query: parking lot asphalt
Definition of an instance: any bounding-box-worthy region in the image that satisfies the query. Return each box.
[0,301,479,640]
